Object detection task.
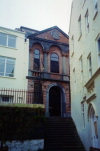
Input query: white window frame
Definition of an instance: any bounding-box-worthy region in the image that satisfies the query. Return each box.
[0,32,16,48]
[0,56,15,77]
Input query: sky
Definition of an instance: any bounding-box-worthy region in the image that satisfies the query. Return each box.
[0,0,72,34]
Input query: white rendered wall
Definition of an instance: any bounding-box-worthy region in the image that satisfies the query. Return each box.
[0,27,29,90]
[69,0,100,150]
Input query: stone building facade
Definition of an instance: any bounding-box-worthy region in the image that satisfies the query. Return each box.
[69,0,100,150]
[20,26,70,117]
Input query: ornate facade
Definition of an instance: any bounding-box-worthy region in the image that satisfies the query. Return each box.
[20,26,70,117]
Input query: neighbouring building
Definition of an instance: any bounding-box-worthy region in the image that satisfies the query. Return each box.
[0,26,29,103]
[69,0,100,150]
[19,26,70,117]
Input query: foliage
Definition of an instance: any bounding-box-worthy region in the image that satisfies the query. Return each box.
[0,106,45,142]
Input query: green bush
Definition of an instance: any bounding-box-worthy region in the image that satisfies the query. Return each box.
[0,106,46,142]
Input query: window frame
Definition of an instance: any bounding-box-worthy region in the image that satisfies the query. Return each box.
[33,49,40,70]
[50,53,59,73]
[0,56,15,77]
[0,32,16,48]
[0,95,13,103]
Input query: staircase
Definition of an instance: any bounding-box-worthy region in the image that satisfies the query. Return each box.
[44,117,85,151]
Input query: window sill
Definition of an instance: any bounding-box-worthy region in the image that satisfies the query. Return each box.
[0,76,16,79]
[0,45,17,50]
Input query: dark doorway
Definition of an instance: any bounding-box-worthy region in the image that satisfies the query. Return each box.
[49,86,61,116]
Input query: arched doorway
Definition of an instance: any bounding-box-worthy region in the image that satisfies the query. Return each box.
[49,86,61,116]
[47,85,66,117]
[88,104,99,149]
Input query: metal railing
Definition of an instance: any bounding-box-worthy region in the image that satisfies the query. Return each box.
[0,89,43,104]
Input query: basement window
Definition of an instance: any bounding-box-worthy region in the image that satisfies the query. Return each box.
[0,95,13,102]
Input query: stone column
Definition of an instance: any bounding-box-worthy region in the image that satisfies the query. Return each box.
[43,51,48,72]
[62,55,67,75]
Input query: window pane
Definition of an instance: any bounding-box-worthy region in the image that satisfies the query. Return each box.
[51,53,59,61]
[7,58,15,64]
[0,33,7,46]
[0,57,5,75]
[6,58,15,77]
[34,49,40,70]
[50,53,59,73]
[98,39,100,52]
[34,58,40,70]
[8,35,16,48]
[51,61,59,73]
[34,82,43,104]
[0,95,13,102]
[6,63,15,77]
[34,49,40,59]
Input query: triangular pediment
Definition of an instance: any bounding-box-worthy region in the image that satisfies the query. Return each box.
[33,26,69,43]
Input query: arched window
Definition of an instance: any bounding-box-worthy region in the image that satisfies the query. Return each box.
[34,49,40,70]
[50,53,59,73]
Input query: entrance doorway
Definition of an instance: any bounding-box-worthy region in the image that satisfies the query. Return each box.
[89,104,100,149]
[49,86,61,116]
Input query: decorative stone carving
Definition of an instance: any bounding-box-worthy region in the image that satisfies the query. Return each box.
[51,30,60,40]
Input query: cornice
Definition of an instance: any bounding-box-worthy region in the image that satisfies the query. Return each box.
[85,67,100,90]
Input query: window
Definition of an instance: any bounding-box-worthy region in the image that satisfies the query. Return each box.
[73,68,76,83]
[93,0,98,19]
[98,38,100,53]
[78,15,82,37]
[0,56,15,77]
[97,38,100,65]
[34,82,43,104]
[94,0,98,10]
[50,53,59,73]
[34,49,40,70]
[71,36,74,57]
[80,56,83,72]
[88,54,92,78]
[0,33,16,48]
[85,10,89,32]
[81,103,85,128]
[0,95,13,102]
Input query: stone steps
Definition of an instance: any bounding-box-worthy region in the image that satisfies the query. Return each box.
[44,117,85,151]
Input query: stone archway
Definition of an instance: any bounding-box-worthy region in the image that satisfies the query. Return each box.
[49,86,61,116]
[88,103,99,149]
[46,83,66,117]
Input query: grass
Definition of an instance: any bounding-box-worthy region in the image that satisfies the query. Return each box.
[0,103,44,108]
